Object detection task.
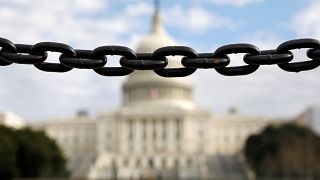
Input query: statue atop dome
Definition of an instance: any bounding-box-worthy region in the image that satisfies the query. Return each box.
[155,0,160,12]
[152,0,165,34]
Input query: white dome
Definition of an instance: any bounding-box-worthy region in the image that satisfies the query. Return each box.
[122,11,195,110]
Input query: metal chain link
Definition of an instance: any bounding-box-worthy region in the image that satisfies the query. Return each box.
[1,37,320,77]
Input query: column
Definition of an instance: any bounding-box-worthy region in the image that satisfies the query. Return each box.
[122,120,128,153]
[147,119,152,154]
[169,119,175,153]
[135,119,141,154]
[156,119,161,152]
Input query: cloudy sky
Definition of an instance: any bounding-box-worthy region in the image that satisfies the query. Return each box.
[0,0,320,121]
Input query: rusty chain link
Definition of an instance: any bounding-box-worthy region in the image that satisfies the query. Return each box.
[1,37,320,77]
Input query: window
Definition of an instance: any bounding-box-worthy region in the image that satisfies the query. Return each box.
[162,159,166,168]
[106,131,111,139]
[187,158,192,167]
[162,119,166,140]
[106,145,111,151]
[124,159,129,167]
[142,119,146,139]
[176,118,181,140]
[174,159,179,168]
[149,159,154,168]
[153,119,156,140]
[136,159,141,167]
[225,135,229,143]
[129,120,133,140]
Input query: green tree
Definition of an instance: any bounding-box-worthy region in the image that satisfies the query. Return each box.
[0,126,18,179]
[0,125,69,179]
[244,123,320,178]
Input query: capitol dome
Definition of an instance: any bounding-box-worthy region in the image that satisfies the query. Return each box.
[122,10,195,110]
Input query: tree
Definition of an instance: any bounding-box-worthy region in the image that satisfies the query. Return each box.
[0,125,69,179]
[244,123,320,178]
[0,126,18,179]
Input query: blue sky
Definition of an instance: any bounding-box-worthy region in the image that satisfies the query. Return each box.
[162,0,308,45]
[1,0,320,121]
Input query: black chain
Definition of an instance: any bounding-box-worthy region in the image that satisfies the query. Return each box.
[1,37,320,77]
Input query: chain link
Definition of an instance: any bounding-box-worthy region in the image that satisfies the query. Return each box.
[276,39,320,72]
[152,46,198,77]
[120,53,168,70]
[0,38,17,66]
[91,46,136,76]
[213,44,261,76]
[31,42,76,72]
[59,49,106,69]
[1,37,320,77]
[1,44,48,64]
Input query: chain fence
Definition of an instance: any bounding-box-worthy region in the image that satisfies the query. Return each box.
[1,37,320,77]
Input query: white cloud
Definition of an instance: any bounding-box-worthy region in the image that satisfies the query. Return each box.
[164,6,241,33]
[0,0,152,121]
[205,0,263,7]
[291,0,320,37]
[125,1,153,16]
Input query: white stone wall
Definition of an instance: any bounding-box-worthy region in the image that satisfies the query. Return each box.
[212,115,273,155]
[33,109,285,179]
[44,119,97,162]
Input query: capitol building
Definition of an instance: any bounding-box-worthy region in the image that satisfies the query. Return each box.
[0,7,304,180]
[37,10,278,179]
